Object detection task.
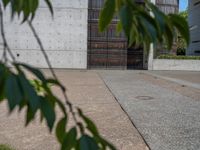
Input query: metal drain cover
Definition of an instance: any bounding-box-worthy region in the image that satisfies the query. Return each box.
[135,96,154,100]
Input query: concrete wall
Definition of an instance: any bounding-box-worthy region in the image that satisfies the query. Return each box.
[187,0,200,56]
[0,0,88,68]
[151,59,200,71]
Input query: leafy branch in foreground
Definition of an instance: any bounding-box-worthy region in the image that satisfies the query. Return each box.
[0,1,115,149]
[0,62,115,150]
[99,0,190,51]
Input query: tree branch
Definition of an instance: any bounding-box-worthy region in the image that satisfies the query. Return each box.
[0,3,16,62]
[27,20,79,126]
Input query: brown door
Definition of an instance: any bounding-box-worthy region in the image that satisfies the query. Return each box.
[88,0,127,69]
[88,0,144,69]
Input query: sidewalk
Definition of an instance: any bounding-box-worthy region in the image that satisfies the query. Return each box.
[145,71,200,90]
[99,70,200,150]
[0,70,147,150]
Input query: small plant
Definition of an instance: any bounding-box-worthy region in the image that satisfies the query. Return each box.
[0,144,14,150]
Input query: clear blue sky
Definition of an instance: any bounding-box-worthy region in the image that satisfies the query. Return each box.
[179,0,188,11]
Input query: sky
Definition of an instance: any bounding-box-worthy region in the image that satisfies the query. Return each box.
[179,0,188,11]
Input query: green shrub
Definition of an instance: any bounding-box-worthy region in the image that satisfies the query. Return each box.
[0,145,14,150]
[177,48,186,55]
[157,55,200,60]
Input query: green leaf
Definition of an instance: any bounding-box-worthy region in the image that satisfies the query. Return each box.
[5,74,23,111]
[44,0,53,15]
[55,98,67,116]
[40,96,56,131]
[29,0,39,20]
[78,109,99,136]
[0,64,8,102]
[147,2,166,35]
[119,5,132,37]
[116,21,123,33]
[22,0,30,22]
[18,63,46,82]
[26,105,36,126]
[2,0,52,22]
[129,24,138,47]
[97,137,116,150]
[139,15,157,43]
[79,135,99,150]
[2,0,10,7]
[46,78,65,91]
[56,117,67,143]
[18,73,40,113]
[99,0,116,32]
[169,14,190,46]
[164,23,174,50]
[30,0,39,13]
[139,11,159,43]
[18,64,65,93]
[61,127,77,150]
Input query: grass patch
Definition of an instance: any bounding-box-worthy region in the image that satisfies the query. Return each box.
[0,144,14,150]
[157,55,200,60]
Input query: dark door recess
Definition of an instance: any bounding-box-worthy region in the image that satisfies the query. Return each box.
[127,46,144,69]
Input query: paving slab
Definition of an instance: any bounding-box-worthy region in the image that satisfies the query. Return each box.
[146,71,200,89]
[0,70,147,150]
[99,70,200,150]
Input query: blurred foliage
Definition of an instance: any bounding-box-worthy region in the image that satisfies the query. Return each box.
[157,54,200,60]
[99,0,190,52]
[179,9,188,20]
[176,9,188,55]
[0,144,14,150]
[176,48,186,55]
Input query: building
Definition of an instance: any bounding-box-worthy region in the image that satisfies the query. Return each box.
[187,0,200,56]
[0,0,179,69]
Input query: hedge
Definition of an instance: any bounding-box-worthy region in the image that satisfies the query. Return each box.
[157,55,200,60]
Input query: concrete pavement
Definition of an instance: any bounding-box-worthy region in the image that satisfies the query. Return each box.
[99,70,200,150]
[145,71,200,90]
[0,70,147,150]
[1,70,199,150]
[147,71,200,84]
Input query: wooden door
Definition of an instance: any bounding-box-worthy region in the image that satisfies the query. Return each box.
[88,0,145,69]
[88,0,127,69]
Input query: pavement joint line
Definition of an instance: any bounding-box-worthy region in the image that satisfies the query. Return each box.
[142,72,200,90]
[97,72,151,150]
[74,102,115,105]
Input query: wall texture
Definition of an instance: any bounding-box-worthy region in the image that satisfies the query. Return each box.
[0,0,88,68]
[156,0,179,14]
[152,59,200,71]
[188,0,200,56]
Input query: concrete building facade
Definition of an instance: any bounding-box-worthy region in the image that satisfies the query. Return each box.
[0,0,179,69]
[188,0,200,56]
[1,0,88,68]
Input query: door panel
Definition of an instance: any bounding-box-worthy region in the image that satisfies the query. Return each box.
[88,0,127,69]
[88,0,144,69]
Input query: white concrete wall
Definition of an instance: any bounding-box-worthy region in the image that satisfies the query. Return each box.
[188,0,200,56]
[0,0,88,68]
[151,59,200,71]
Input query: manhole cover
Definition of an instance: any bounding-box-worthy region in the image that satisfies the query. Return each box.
[135,96,154,100]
